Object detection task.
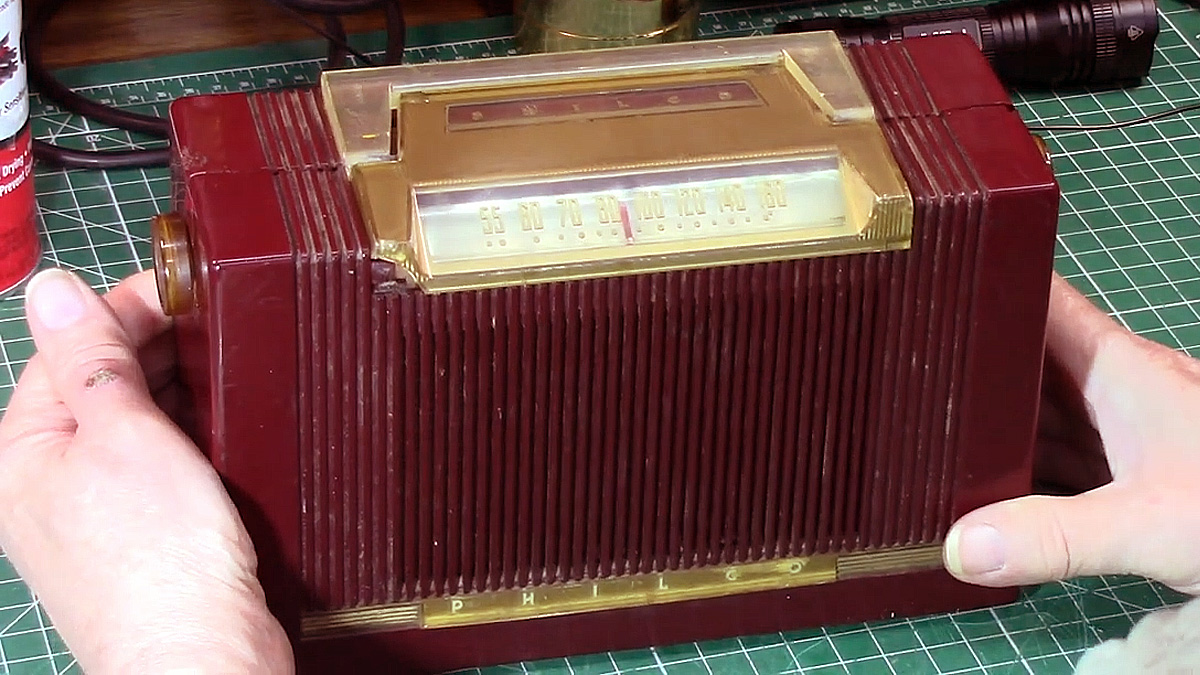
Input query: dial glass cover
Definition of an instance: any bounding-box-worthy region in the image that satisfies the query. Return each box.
[322,31,913,293]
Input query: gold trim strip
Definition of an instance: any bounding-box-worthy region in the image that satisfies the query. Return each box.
[837,544,946,579]
[302,604,421,638]
[301,544,943,640]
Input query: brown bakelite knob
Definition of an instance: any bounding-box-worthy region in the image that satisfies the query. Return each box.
[1032,134,1053,167]
[152,212,195,316]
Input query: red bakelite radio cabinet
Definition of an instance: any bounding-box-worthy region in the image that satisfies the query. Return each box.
[150,31,1059,674]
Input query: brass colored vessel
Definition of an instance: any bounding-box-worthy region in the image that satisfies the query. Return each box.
[514,0,700,53]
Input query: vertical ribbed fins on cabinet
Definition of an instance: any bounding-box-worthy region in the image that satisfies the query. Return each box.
[271,43,990,610]
[248,89,339,171]
[262,87,376,610]
[848,41,985,549]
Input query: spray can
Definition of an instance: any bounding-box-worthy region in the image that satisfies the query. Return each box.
[0,0,36,297]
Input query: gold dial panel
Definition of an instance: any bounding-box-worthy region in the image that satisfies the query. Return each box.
[322,31,913,293]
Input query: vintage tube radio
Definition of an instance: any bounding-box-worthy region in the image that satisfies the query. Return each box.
[151,31,1059,673]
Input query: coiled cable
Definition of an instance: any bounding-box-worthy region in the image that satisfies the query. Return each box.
[27,0,407,170]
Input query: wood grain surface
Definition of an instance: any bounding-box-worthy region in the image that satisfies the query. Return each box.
[25,0,508,69]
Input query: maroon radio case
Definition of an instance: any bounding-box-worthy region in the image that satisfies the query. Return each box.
[153,33,1058,673]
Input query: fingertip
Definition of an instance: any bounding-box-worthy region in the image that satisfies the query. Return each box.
[25,268,91,333]
[113,269,165,308]
[943,524,964,577]
[21,268,154,426]
[102,268,173,347]
[944,518,1008,585]
[947,489,1144,591]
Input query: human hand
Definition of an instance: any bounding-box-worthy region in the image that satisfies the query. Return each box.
[943,272,1200,595]
[0,269,294,674]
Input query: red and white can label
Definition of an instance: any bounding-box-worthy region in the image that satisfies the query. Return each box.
[0,125,37,295]
[0,0,27,141]
[0,0,36,295]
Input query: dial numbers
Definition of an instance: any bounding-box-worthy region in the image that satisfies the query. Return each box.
[676,188,706,217]
[478,181,781,241]
[479,206,504,234]
[720,184,747,213]
[557,198,583,227]
[596,195,621,225]
[636,190,666,221]
[759,179,788,210]
[518,201,543,231]
[417,156,848,265]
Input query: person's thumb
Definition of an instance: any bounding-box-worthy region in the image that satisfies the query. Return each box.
[942,485,1146,588]
[22,268,154,430]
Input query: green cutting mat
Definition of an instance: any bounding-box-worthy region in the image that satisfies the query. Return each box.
[1,0,1198,672]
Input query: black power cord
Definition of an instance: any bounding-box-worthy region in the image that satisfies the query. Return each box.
[267,0,408,67]
[27,0,407,170]
[27,0,171,169]
[1026,101,1200,132]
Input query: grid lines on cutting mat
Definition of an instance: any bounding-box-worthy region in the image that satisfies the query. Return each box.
[2,0,1199,672]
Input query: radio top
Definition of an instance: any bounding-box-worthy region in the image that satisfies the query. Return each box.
[317,31,913,294]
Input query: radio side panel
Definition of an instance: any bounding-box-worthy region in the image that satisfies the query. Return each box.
[945,102,1058,520]
[849,35,1059,523]
[874,34,1060,520]
[167,91,310,636]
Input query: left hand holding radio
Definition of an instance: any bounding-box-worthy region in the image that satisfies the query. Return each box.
[945,273,1200,597]
[0,268,293,675]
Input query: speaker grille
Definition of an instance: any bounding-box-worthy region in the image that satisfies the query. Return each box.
[265,45,989,609]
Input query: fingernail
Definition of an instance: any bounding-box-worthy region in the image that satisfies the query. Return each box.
[26,269,87,331]
[945,523,1006,577]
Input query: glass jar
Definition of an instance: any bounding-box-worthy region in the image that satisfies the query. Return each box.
[514,0,701,53]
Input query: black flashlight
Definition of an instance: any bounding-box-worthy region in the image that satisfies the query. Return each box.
[774,0,1159,88]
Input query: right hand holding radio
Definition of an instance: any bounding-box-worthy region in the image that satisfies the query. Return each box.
[944,273,1200,596]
